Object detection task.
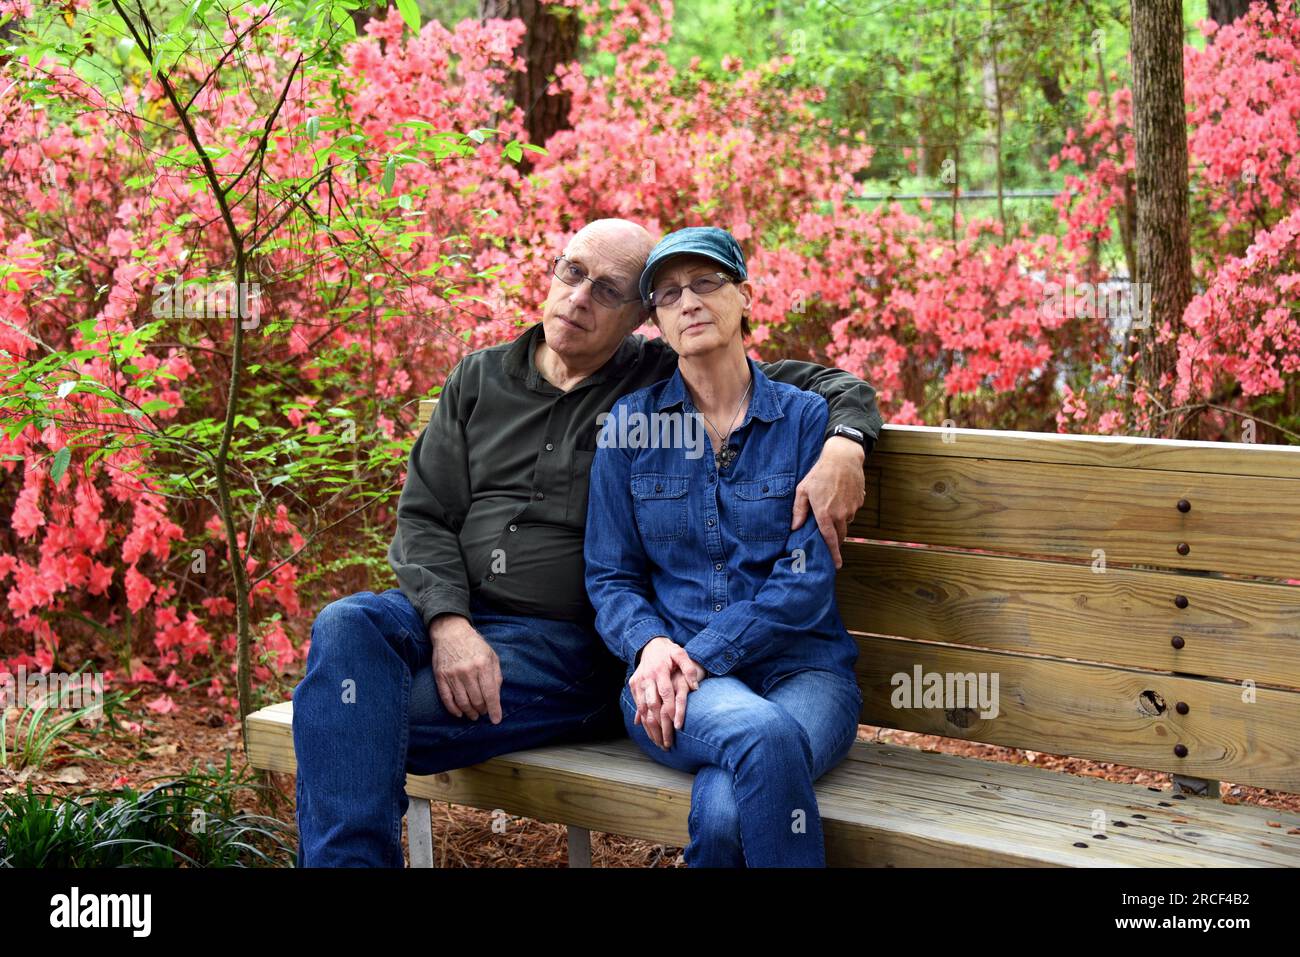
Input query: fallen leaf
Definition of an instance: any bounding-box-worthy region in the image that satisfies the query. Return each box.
[50,766,85,784]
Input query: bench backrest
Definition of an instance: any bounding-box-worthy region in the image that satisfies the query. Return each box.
[846,424,1300,797]
[418,400,1300,795]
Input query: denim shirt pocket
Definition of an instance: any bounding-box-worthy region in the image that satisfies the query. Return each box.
[734,471,795,541]
[631,473,690,542]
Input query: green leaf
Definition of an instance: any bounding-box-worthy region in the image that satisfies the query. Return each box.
[51,447,70,484]
[381,155,396,195]
[395,0,421,33]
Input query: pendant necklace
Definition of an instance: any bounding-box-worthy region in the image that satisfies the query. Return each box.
[698,376,753,471]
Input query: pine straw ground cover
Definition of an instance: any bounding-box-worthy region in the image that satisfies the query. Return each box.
[3,683,1297,867]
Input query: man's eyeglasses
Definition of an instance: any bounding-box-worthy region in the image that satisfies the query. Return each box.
[646,273,736,310]
[552,256,638,310]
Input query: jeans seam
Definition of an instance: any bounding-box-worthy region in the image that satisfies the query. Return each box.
[376,591,423,652]
[391,661,413,866]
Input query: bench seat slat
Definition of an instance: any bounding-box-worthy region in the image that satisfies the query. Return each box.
[245,702,1300,867]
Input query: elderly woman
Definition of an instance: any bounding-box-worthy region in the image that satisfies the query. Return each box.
[583,227,863,867]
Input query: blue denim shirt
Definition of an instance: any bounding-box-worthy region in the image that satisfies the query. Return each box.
[584,357,860,695]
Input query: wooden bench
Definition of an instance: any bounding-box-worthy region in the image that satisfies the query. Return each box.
[246,400,1300,866]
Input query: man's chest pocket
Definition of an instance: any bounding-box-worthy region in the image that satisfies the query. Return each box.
[631,473,690,543]
[733,472,796,542]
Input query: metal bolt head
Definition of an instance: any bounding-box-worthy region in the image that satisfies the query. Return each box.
[1171,635,1185,649]
[1177,499,1191,513]
[1174,743,1188,758]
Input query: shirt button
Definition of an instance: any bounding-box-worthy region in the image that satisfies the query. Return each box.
[545,443,554,451]
[535,491,544,500]
[486,574,496,582]
[707,519,715,527]
[714,563,722,571]
[714,603,722,611]
[655,483,662,492]
[724,651,737,661]
[509,524,518,532]
[761,484,769,493]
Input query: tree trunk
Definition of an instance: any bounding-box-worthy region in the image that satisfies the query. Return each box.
[1208,0,1274,25]
[480,0,579,160]
[1130,0,1193,437]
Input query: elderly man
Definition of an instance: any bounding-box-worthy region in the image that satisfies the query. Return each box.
[291,219,882,867]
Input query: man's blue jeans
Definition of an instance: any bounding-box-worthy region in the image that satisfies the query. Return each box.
[620,666,863,867]
[292,588,626,867]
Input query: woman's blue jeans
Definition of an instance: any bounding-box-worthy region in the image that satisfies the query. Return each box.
[620,666,863,867]
[291,588,626,867]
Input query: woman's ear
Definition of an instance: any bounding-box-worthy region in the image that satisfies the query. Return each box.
[737,278,755,312]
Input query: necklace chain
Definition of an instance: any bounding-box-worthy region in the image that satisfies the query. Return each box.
[697,376,752,470]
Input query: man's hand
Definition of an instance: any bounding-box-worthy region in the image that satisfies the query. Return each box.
[629,636,706,750]
[791,434,866,568]
[429,614,503,724]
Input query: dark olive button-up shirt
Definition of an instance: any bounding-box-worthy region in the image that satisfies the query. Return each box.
[387,321,883,629]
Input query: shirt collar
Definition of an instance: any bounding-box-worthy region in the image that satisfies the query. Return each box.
[504,321,643,391]
[654,356,783,424]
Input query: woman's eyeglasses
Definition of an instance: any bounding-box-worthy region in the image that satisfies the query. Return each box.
[646,273,736,310]
[552,256,638,310]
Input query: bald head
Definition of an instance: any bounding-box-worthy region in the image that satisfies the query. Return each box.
[566,219,656,288]
[537,218,657,376]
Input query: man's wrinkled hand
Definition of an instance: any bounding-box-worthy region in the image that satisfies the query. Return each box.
[429,614,503,723]
[791,434,866,568]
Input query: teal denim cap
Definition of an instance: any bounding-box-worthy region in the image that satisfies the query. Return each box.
[639,226,748,305]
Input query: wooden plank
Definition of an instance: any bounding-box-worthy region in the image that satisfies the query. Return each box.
[415,408,1300,479]
[245,703,1300,866]
[850,451,1300,579]
[850,634,1300,792]
[835,541,1300,688]
[875,423,1300,480]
